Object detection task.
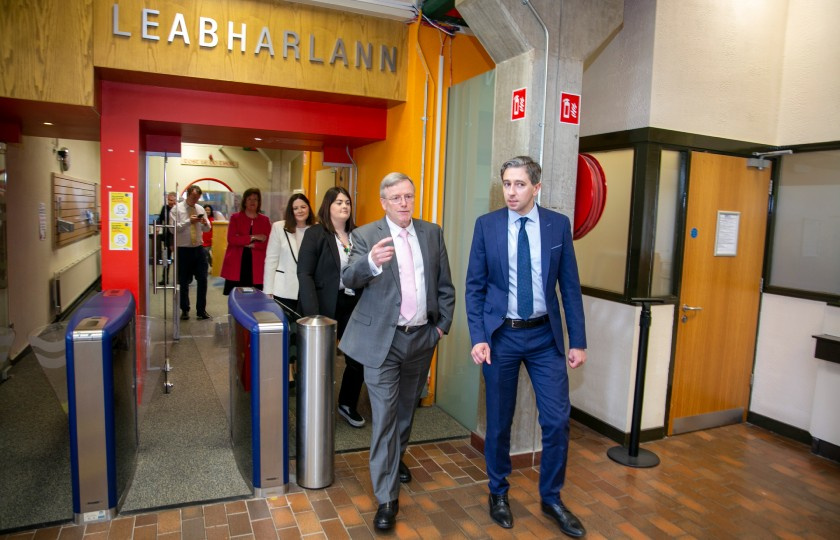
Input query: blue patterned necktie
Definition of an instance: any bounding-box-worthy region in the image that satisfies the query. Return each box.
[517,216,533,319]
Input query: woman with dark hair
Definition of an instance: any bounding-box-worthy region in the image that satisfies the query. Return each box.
[298,186,366,427]
[263,193,315,309]
[202,204,215,268]
[263,193,315,387]
[221,188,271,295]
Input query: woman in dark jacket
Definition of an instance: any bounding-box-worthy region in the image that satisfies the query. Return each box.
[297,186,366,428]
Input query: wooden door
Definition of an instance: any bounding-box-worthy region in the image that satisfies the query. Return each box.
[669,152,771,434]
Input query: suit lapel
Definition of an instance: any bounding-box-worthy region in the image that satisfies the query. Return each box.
[538,206,553,291]
[326,226,341,271]
[379,218,401,289]
[415,221,432,295]
[494,209,509,281]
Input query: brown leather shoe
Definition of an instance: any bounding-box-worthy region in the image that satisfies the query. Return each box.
[489,493,513,529]
[541,501,585,537]
[373,500,399,530]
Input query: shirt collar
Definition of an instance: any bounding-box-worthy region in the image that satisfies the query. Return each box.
[385,215,416,236]
[508,204,540,226]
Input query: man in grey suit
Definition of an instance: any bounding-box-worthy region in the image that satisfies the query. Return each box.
[340,172,455,531]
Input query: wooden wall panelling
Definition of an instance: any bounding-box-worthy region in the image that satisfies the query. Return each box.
[0,0,94,105]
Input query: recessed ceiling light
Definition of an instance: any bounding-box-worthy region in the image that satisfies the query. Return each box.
[43,122,53,126]
[254,137,262,141]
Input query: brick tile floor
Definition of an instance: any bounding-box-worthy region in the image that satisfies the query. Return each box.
[3,422,839,539]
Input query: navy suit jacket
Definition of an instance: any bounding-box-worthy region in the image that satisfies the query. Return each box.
[465,206,586,354]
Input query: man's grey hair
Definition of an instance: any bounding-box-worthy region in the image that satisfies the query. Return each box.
[379,172,414,197]
[500,156,541,185]
[167,191,177,197]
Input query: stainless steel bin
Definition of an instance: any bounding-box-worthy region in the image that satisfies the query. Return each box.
[296,315,337,489]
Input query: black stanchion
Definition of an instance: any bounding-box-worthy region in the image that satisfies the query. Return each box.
[607,298,663,468]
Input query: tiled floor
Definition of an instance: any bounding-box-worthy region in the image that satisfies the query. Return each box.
[4,422,839,539]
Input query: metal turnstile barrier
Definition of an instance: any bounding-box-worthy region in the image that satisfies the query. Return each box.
[66,290,137,524]
[228,287,290,497]
[296,315,337,489]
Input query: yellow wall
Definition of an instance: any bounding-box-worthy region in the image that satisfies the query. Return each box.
[353,22,494,226]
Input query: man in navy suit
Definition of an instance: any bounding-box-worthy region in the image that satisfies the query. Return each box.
[465,156,587,537]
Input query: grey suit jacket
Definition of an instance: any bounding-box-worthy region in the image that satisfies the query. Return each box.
[339,217,455,368]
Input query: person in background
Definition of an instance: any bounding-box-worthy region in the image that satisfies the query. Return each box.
[221,188,271,295]
[338,172,455,531]
[263,193,315,388]
[171,185,211,320]
[202,204,215,270]
[465,156,587,537]
[157,191,177,286]
[297,187,366,428]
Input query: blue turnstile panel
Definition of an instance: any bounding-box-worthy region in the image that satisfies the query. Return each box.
[66,289,137,524]
[228,288,289,496]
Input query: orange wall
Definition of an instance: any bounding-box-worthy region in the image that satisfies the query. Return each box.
[353,22,494,226]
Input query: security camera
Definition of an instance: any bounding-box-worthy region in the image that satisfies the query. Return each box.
[57,147,70,171]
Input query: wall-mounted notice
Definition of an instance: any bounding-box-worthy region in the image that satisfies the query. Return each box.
[109,192,133,250]
[714,210,740,256]
[109,192,132,222]
[511,87,527,121]
[109,222,132,251]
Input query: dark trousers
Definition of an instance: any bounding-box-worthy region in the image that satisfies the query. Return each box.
[335,291,364,409]
[482,323,570,506]
[177,246,208,313]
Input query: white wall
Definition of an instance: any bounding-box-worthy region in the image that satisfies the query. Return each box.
[752,294,840,444]
[578,0,840,438]
[571,297,673,432]
[777,0,840,145]
[6,136,101,357]
[583,0,840,146]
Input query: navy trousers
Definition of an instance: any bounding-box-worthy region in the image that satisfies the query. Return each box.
[482,322,570,505]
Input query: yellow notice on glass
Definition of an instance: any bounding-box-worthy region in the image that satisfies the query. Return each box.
[109,221,132,251]
[110,192,133,222]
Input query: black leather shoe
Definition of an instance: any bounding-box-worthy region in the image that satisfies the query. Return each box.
[196,311,211,320]
[541,501,585,538]
[373,500,399,530]
[398,459,411,483]
[180,311,189,320]
[488,493,513,529]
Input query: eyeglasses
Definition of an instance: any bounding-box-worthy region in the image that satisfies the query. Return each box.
[384,194,415,204]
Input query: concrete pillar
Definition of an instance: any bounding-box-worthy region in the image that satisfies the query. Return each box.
[456,0,622,458]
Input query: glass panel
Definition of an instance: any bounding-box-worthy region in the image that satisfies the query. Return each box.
[436,69,495,431]
[574,149,634,293]
[770,150,840,295]
[0,143,7,327]
[651,150,681,296]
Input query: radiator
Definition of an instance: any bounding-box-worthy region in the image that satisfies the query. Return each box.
[52,250,101,317]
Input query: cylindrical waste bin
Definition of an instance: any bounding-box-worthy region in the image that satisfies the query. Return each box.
[296,315,337,489]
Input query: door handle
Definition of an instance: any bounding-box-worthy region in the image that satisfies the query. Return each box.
[681,304,703,323]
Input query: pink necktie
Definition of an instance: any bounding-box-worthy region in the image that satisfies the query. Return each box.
[398,229,417,321]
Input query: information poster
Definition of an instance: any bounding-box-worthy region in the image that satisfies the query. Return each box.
[109,192,132,222]
[109,222,132,250]
[109,192,133,250]
[714,211,740,256]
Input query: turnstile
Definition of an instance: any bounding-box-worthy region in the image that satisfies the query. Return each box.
[66,290,137,524]
[228,287,290,496]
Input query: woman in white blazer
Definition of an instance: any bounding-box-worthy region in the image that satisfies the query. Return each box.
[263,193,315,307]
[263,193,315,386]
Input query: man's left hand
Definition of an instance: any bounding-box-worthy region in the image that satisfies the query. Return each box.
[568,348,586,369]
